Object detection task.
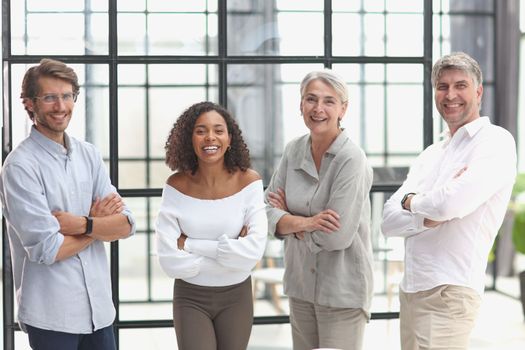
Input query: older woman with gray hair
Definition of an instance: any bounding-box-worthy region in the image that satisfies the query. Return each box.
[265,69,374,350]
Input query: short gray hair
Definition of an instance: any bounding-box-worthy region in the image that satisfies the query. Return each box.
[300,69,349,104]
[431,52,483,88]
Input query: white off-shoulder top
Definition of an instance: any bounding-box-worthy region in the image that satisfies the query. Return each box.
[155,179,268,286]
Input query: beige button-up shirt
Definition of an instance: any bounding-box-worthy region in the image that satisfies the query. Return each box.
[265,131,374,316]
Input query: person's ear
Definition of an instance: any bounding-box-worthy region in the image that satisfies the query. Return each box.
[23,98,34,112]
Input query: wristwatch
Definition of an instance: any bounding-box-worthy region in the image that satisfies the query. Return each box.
[84,216,94,235]
[401,192,416,210]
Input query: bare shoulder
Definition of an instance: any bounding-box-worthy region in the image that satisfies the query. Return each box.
[166,172,189,191]
[237,168,261,188]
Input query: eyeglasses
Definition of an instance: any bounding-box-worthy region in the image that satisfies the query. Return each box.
[33,92,78,104]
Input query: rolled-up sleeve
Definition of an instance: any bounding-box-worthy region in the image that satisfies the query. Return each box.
[1,162,63,265]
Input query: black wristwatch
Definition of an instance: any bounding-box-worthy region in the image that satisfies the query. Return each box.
[84,216,94,235]
[401,192,416,210]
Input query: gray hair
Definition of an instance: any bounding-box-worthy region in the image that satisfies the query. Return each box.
[300,69,349,104]
[431,52,483,88]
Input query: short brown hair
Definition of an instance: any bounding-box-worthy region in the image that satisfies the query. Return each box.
[21,58,80,120]
[165,101,251,174]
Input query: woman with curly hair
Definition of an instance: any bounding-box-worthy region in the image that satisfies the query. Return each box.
[155,101,268,350]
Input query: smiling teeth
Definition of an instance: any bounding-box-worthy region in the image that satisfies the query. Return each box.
[203,146,218,151]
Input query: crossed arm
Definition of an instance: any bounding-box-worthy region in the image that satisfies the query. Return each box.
[267,188,340,240]
[54,193,129,261]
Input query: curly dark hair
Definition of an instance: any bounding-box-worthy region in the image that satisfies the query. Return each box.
[165,101,251,174]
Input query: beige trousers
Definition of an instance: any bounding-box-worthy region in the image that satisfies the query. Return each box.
[289,297,367,350]
[399,284,481,350]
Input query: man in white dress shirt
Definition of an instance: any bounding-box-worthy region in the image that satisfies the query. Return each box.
[381,52,517,350]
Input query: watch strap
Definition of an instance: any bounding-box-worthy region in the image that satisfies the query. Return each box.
[401,192,416,210]
[84,216,93,235]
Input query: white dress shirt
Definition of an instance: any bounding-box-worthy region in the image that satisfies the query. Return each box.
[381,117,516,295]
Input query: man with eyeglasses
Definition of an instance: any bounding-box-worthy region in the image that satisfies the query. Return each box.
[0,58,136,350]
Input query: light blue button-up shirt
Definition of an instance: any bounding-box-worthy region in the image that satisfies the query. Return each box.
[0,127,135,333]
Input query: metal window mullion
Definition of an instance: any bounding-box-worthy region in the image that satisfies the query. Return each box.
[423,0,433,148]
[324,0,332,68]
[107,0,121,348]
[3,0,16,348]
[218,0,228,107]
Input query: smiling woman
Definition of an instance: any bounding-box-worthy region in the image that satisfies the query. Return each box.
[155,101,268,350]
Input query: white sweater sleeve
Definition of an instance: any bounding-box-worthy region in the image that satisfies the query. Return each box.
[185,181,268,272]
[155,189,204,279]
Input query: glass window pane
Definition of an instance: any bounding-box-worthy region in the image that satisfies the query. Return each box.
[362,85,385,154]
[449,16,494,82]
[120,232,149,301]
[119,65,146,85]
[387,85,424,154]
[11,4,108,55]
[449,0,494,12]
[386,0,424,13]
[276,0,323,11]
[387,64,423,83]
[27,0,83,11]
[118,0,146,12]
[150,161,172,190]
[148,65,215,85]
[148,14,216,55]
[364,0,385,12]
[118,87,146,159]
[228,3,323,56]
[118,12,218,55]
[119,161,146,188]
[147,0,211,12]
[364,14,385,56]
[386,14,424,56]
[333,0,361,11]
[333,13,362,56]
[26,14,84,55]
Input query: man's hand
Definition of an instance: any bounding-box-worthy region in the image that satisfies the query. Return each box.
[424,218,444,228]
[238,226,248,238]
[454,166,468,178]
[177,233,187,250]
[90,193,123,217]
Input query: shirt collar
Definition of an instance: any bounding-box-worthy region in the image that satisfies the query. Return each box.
[294,130,349,176]
[440,116,491,142]
[30,126,73,158]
